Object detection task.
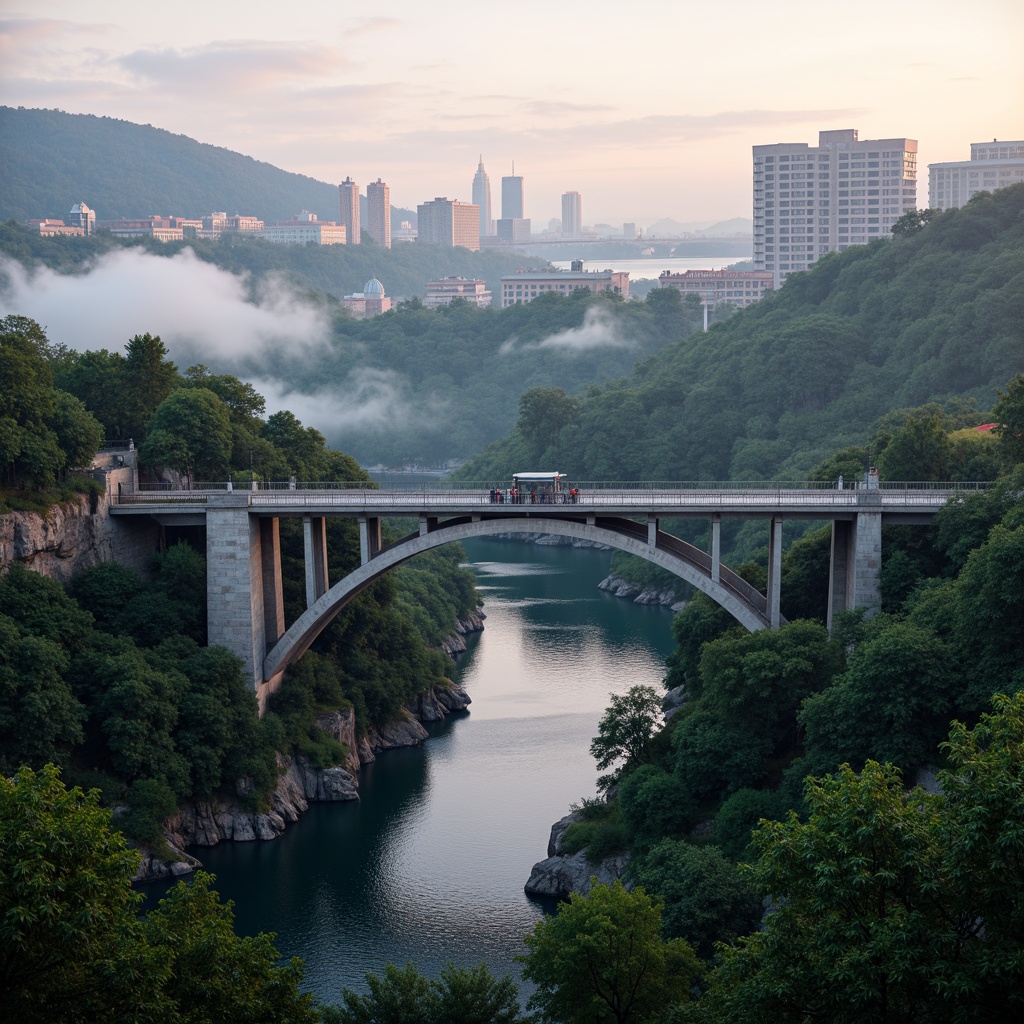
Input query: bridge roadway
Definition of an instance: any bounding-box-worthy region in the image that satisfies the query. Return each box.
[109,482,977,708]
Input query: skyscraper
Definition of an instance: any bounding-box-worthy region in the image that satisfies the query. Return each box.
[561,191,582,238]
[416,198,480,250]
[472,156,493,238]
[339,176,360,245]
[502,165,524,219]
[753,129,917,289]
[928,140,1024,210]
[366,178,391,248]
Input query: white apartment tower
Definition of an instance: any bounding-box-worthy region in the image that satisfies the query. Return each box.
[753,129,918,289]
[472,157,493,238]
[561,191,582,238]
[929,141,1024,211]
[339,176,360,244]
[366,178,391,247]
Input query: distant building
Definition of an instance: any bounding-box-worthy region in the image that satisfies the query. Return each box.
[366,179,391,248]
[496,218,531,243]
[25,218,83,237]
[416,198,480,250]
[423,277,492,308]
[394,219,417,243]
[502,168,524,219]
[753,128,918,289]
[68,202,95,235]
[622,222,637,239]
[261,211,346,245]
[659,268,774,308]
[561,191,582,238]
[341,277,392,318]
[98,216,185,242]
[500,268,629,307]
[339,177,360,244]
[929,140,1024,211]
[472,156,493,238]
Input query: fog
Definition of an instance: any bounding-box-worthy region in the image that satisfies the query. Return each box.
[499,305,632,355]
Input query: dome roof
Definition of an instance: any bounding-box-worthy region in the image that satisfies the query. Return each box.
[363,277,385,295]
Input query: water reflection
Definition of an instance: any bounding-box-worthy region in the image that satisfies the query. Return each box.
[154,539,675,1004]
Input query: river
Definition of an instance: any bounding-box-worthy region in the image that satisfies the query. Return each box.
[155,538,676,1005]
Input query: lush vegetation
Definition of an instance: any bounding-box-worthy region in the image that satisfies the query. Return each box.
[458,184,1024,483]
[0,317,481,845]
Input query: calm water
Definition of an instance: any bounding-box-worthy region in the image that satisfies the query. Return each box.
[154,539,675,1004]
[550,255,752,280]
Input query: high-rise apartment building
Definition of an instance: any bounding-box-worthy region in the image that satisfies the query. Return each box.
[929,140,1024,211]
[472,157,493,238]
[366,178,391,247]
[416,197,480,250]
[339,176,360,245]
[502,167,524,219]
[753,129,918,289]
[561,191,582,238]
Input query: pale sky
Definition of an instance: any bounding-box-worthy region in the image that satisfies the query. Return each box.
[1,0,1021,226]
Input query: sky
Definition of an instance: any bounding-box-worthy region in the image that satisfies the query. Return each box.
[2,0,1022,228]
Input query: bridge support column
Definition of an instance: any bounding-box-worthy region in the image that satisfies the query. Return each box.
[359,516,382,565]
[419,515,438,538]
[711,515,721,583]
[767,517,783,629]
[303,515,329,608]
[647,515,659,548]
[259,517,285,647]
[206,493,267,694]
[827,512,882,629]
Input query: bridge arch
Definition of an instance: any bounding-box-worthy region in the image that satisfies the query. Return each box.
[261,515,773,684]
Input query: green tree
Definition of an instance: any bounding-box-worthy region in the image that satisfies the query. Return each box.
[330,961,527,1024]
[50,389,104,470]
[876,412,950,481]
[517,386,581,456]
[519,880,700,1024]
[121,333,180,440]
[991,371,1024,467]
[140,387,232,484]
[590,685,663,790]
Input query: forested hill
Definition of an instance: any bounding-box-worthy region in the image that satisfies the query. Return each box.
[459,185,1024,482]
[0,106,413,225]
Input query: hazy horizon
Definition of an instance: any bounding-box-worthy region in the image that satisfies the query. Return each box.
[1,0,1021,227]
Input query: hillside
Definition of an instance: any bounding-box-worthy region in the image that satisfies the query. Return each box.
[458,185,1024,482]
[0,106,414,225]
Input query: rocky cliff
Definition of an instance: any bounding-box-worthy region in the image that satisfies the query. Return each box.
[523,810,631,899]
[598,573,686,611]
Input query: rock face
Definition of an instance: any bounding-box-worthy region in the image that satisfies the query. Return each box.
[662,684,687,720]
[523,810,632,899]
[439,610,486,657]
[598,574,683,609]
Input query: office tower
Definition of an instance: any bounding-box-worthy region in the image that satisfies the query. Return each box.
[561,191,582,238]
[502,165,524,219]
[416,198,481,250]
[929,140,1024,211]
[472,156,493,237]
[339,176,360,244]
[366,178,391,247]
[753,128,917,289]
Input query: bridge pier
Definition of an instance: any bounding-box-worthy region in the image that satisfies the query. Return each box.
[647,514,658,548]
[827,511,882,628]
[206,493,272,696]
[767,517,783,629]
[711,515,721,583]
[359,515,382,564]
[260,517,285,646]
[303,515,329,607]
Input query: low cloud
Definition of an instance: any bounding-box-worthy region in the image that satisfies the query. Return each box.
[0,248,330,364]
[500,306,631,354]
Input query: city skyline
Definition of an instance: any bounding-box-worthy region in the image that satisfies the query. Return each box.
[1,1,1021,225]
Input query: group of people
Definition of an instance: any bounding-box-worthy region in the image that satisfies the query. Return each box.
[488,486,580,505]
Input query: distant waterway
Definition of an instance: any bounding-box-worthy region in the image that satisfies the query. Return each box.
[149,539,676,1006]
[550,255,752,280]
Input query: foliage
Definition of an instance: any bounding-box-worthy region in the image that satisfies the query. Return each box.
[590,685,663,789]
[519,880,701,1024]
[616,764,698,849]
[699,693,1024,1022]
[559,803,629,863]
[140,387,233,483]
[628,839,761,959]
[329,961,528,1024]
[992,371,1024,467]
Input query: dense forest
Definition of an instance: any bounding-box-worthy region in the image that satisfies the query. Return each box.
[0,106,415,225]
[0,315,481,848]
[458,184,1024,483]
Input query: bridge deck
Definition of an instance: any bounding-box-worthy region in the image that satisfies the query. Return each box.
[109,483,976,520]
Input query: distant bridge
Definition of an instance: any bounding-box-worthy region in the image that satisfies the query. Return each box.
[111,480,980,709]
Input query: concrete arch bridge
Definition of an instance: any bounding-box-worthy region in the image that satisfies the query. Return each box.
[110,481,976,709]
